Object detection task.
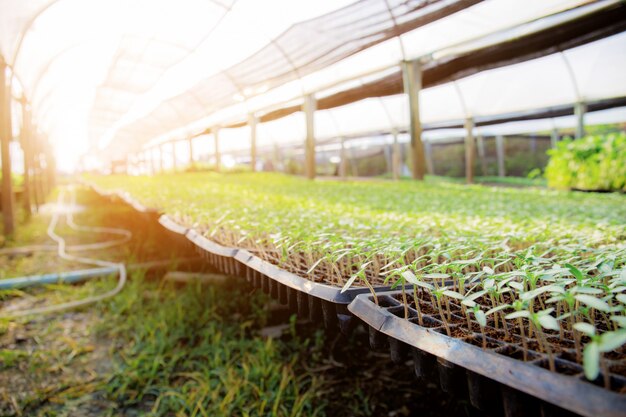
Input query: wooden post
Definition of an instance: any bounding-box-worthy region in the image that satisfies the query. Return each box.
[575,102,586,139]
[212,128,221,172]
[1,59,15,235]
[339,137,348,179]
[20,97,31,218]
[249,115,257,172]
[391,129,401,181]
[303,94,316,180]
[402,60,426,180]
[496,135,505,178]
[477,135,487,176]
[551,129,559,148]
[464,118,475,184]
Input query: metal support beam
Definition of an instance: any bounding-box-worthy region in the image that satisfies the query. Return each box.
[45,143,55,193]
[188,137,194,165]
[150,148,157,174]
[214,127,220,172]
[249,115,257,172]
[1,59,15,235]
[339,137,348,180]
[391,129,401,181]
[477,135,487,176]
[424,140,434,175]
[171,141,177,171]
[303,94,316,180]
[402,60,426,180]
[464,118,475,184]
[575,102,586,139]
[496,135,505,178]
[551,129,559,148]
[272,142,281,172]
[159,144,164,172]
[20,97,31,218]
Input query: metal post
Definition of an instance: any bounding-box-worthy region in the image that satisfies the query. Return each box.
[477,135,487,176]
[31,136,40,210]
[20,97,31,217]
[303,94,316,180]
[402,60,426,180]
[424,139,434,176]
[551,129,559,148]
[171,141,177,172]
[188,137,194,166]
[45,142,55,194]
[496,135,505,178]
[1,59,15,235]
[150,148,157,174]
[339,137,348,179]
[391,129,401,181]
[249,115,257,172]
[159,144,164,172]
[575,102,586,139]
[272,142,281,172]
[464,118,475,184]
[214,127,220,172]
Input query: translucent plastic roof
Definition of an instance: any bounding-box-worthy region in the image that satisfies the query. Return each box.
[1,0,623,168]
[109,0,623,156]
[147,30,626,153]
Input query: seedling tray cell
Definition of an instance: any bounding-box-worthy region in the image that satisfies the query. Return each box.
[348,291,626,417]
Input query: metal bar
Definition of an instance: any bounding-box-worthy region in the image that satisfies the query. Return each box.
[575,102,586,139]
[214,127,220,172]
[171,141,177,171]
[339,137,348,179]
[402,60,425,180]
[150,147,157,174]
[496,135,505,177]
[391,128,401,181]
[424,139,434,175]
[1,59,15,235]
[188,136,194,165]
[20,97,31,217]
[249,115,257,172]
[303,94,316,180]
[551,128,559,148]
[464,118,475,184]
[159,144,164,172]
[477,135,487,176]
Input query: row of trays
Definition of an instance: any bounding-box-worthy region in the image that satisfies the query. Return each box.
[91,184,626,417]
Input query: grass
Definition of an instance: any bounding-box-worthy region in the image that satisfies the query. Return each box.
[86,172,626,382]
[1,186,470,416]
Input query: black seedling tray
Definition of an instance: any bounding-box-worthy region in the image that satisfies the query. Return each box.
[348,291,626,417]
[159,215,403,333]
[86,183,159,222]
[87,185,406,332]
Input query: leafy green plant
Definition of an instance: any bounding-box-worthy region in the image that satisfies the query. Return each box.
[545,132,626,192]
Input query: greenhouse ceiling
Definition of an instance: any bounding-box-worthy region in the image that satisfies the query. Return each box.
[1,0,625,169]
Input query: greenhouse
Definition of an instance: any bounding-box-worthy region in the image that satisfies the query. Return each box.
[1,0,625,416]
